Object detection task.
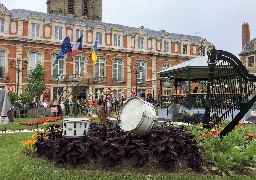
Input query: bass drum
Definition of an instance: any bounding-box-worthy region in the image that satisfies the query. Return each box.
[120,97,156,134]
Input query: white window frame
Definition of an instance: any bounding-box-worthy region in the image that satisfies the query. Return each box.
[113,59,123,82]
[74,56,85,76]
[247,56,255,68]
[52,54,64,78]
[163,41,169,53]
[0,50,6,77]
[31,23,40,38]
[96,32,103,45]
[114,34,121,47]
[0,19,4,33]
[55,26,63,40]
[137,61,146,83]
[95,58,105,82]
[163,62,170,70]
[113,89,122,98]
[182,44,188,55]
[76,29,84,41]
[138,37,144,50]
[29,52,42,69]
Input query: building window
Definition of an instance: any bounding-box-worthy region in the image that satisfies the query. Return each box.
[164,89,172,95]
[95,88,104,99]
[75,56,85,75]
[137,61,146,83]
[82,0,88,16]
[113,89,122,98]
[113,59,123,82]
[95,58,105,82]
[182,44,188,54]
[31,23,40,38]
[114,34,121,47]
[0,19,4,33]
[53,87,64,101]
[55,26,63,40]
[163,41,169,53]
[96,32,103,45]
[52,55,64,78]
[163,62,170,70]
[199,46,206,56]
[137,89,146,99]
[68,0,74,14]
[0,50,6,77]
[29,52,41,69]
[138,37,144,50]
[76,30,84,41]
[248,56,255,67]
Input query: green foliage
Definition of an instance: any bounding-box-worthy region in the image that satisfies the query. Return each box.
[188,124,256,174]
[25,63,46,99]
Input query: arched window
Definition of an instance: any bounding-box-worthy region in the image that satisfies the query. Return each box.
[29,52,41,69]
[68,0,74,14]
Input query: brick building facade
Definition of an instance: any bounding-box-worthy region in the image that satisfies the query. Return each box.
[240,22,256,74]
[0,2,211,102]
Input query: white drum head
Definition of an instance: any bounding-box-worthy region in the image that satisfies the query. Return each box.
[120,97,144,131]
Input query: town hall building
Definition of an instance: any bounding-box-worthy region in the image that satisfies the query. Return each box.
[0,0,211,102]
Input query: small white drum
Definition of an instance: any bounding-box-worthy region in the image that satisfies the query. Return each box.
[63,118,91,137]
[120,97,156,134]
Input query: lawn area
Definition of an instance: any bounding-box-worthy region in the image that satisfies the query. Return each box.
[0,132,255,180]
[0,117,63,131]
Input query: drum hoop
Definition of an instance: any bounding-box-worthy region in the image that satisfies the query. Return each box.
[120,97,147,131]
[120,97,156,133]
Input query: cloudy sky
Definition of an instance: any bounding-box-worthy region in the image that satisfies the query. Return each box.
[1,0,255,56]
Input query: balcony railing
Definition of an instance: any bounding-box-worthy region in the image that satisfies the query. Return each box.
[112,77,124,83]
[94,76,106,82]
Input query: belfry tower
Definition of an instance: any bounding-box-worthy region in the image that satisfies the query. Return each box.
[46,0,102,21]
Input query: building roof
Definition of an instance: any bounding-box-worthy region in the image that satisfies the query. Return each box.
[240,38,256,55]
[159,56,209,73]
[9,8,204,43]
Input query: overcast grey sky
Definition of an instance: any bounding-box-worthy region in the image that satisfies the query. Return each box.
[1,0,255,57]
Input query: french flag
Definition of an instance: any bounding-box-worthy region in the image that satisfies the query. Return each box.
[72,35,83,56]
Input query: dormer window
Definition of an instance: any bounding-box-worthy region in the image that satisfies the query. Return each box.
[55,26,63,40]
[138,37,144,50]
[76,30,84,41]
[163,41,169,53]
[114,34,121,47]
[83,0,88,16]
[96,32,103,45]
[182,44,188,55]
[31,23,40,38]
[0,19,4,33]
[248,56,255,67]
[68,0,74,14]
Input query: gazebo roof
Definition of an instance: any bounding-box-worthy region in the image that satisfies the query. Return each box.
[159,56,230,80]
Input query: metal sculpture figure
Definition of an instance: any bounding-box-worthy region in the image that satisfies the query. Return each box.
[205,47,256,138]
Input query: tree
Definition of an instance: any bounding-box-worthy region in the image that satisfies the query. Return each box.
[25,63,46,102]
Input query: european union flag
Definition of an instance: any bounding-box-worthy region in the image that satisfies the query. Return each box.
[57,36,72,60]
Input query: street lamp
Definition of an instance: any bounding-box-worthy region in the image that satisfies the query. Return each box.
[135,64,144,97]
[10,58,28,94]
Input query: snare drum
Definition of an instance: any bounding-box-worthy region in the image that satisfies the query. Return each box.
[120,97,156,134]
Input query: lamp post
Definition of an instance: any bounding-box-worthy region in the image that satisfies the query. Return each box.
[10,58,28,94]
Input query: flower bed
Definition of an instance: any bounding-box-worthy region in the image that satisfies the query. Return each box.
[19,116,63,126]
[22,123,204,172]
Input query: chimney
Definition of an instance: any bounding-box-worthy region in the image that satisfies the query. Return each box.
[242,22,250,49]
